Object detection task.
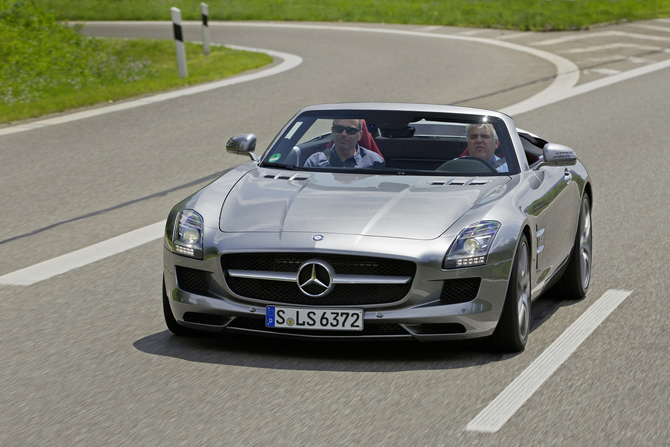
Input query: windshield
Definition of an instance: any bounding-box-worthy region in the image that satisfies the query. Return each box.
[260,110,519,176]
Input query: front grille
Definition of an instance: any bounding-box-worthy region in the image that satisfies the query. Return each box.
[222,253,416,306]
[223,253,415,276]
[228,317,408,336]
[439,278,481,304]
[176,266,209,294]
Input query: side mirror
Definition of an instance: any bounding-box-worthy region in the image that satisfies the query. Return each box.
[226,133,258,161]
[542,143,577,166]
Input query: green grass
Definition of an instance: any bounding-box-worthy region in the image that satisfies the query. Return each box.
[0,38,272,123]
[35,0,670,31]
[0,0,272,124]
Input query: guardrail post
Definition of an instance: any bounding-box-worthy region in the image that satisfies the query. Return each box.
[171,7,188,78]
[201,3,210,55]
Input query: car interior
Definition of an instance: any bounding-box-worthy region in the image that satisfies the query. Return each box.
[267,114,542,174]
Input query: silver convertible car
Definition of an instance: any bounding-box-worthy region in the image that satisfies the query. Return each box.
[163,103,592,352]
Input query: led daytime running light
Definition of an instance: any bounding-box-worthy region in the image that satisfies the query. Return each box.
[173,210,204,259]
[444,220,500,269]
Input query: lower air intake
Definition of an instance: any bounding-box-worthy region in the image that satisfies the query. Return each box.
[440,278,481,304]
[176,266,209,294]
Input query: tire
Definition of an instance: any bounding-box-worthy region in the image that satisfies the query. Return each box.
[163,278,197,336]
[491,234,531,353]
[557,194,592,300]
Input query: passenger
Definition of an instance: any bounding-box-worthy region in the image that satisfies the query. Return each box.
[304,119,385,168]
[465,123,508,172]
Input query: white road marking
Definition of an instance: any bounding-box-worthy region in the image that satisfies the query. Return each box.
[500,56,670,115]
[495,33,529,40]
[582,55,655,65]
[0,222,165,286]
[418,26,442,32]
[0,46,302,137]
[561,42,667,53]
[532,30,670,46]
[584,68,621,76]
[466,289,633,433]
[625,57,655,64]
[628,23,670,33]
[459,30,487,36]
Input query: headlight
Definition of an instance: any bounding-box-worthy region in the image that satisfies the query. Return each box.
[172,210,204,259]
[443,221,500,269]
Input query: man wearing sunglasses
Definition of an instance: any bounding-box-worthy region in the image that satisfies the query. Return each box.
[304,119,385,168]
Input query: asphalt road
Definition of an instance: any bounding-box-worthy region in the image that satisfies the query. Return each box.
[1,19,669,446]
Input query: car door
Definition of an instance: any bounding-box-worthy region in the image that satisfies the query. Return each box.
[517,171,551,296]
[537,163,580,277]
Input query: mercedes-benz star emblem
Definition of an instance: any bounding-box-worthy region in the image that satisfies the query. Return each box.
[297,259,335,297]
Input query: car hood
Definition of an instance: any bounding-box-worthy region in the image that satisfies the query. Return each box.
[219,169,510,240]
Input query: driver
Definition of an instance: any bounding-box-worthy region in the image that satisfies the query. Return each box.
[465,123,508,173]
[304,119,385,168]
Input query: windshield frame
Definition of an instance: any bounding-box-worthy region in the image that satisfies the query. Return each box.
[259,108,520,176]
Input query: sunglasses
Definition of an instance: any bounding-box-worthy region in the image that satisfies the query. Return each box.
[332,125,361,135]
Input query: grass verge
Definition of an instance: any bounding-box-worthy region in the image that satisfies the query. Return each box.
[0,0,272,124]
[0,37,272,124]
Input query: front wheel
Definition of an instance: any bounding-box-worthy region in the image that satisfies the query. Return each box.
[490,234,531,353]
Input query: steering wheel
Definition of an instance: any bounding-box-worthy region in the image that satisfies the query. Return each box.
[437,156,498,174]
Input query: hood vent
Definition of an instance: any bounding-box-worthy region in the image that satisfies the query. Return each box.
[262,170,311,181]
[430,178,491,186]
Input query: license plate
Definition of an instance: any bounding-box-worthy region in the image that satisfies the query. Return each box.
[266,306,364,331]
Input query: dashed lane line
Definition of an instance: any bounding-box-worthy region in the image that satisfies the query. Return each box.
[466,289,633,433]
[0,222,165,286]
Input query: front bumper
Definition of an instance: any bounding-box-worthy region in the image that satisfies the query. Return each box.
[163,247,513,342]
